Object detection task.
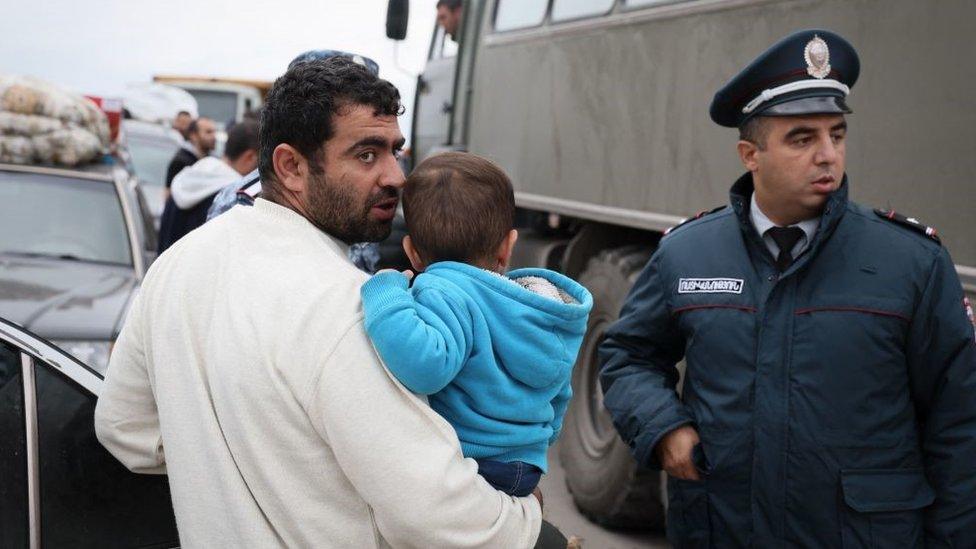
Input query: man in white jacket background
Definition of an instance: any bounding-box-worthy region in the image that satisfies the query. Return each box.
[94,57,542,547]
[157,119,260,254]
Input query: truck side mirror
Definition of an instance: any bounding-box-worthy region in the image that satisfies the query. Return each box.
[386,0,409,41]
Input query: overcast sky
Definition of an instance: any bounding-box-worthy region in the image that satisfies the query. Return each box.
[0,0,439,139]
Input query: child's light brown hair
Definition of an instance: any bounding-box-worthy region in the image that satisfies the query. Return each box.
[403,152,515,268]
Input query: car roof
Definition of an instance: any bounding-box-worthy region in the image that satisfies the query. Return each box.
[0,161,120,182]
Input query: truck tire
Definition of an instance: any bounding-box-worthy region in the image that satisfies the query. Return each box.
[559,245,665,531]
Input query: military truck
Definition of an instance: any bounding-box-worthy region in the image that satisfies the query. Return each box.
[387,0,976,529]
[152,75,270,128]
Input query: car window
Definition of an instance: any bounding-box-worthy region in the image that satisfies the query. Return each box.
[0,172,133,266]
[0,341,28,548]
[127,135,179,187]
[34,361,179,546]
[134,184,159,253]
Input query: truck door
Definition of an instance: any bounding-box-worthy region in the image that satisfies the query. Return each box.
[411,23,459,165]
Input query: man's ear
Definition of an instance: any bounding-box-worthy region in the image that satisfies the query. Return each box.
[272,144,307,194]
[402,235,426,272]
[737,140,760,173]
[495,229,519,272]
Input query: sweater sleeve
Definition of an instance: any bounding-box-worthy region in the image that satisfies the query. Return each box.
[307,321,542,548]
[94,292,167,474]
[361,272,471,395]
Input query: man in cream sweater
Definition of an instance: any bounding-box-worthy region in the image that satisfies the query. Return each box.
[94,57,542,547]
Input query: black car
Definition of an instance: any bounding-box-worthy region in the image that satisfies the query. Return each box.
[0,162,157,374]
[0,316,178,547]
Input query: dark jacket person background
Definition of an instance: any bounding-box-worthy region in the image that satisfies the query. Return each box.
[600,29,976,548]
[164,117,216,188]
[158,120,259,254]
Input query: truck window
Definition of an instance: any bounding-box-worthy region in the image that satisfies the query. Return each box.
[626,0,688,8]
[494,0,548,32]
[187,89,239,127]
[430,21,459,60]
[552,0,615,22]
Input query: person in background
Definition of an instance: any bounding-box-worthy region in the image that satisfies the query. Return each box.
[165,116,216,191]
[157,119,258,254]
[206,49,383,272]
[436,0,463,41]
[172,110,193,140]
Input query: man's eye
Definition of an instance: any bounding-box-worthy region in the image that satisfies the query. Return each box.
[794,137,811,146]
[831,133,845,143]
[360,151,376,163]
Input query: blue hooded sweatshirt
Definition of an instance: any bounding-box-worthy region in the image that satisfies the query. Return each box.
[361,261,593,471]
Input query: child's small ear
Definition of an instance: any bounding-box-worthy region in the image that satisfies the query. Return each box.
[496,229,519,271]
[402,235,426,272]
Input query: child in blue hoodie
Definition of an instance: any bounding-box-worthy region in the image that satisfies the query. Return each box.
[361,152,593,497]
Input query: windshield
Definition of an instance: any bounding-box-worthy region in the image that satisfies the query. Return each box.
[187,89,238,127]
[127,135,180,187]
[0,171,132,266]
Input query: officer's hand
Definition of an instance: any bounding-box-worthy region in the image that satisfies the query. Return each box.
[656,425,701,481]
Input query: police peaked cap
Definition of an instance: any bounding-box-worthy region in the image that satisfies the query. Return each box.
[710,29,860,128]
[288,49,380,76]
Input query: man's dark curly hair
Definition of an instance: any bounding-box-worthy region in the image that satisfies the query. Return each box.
[258,57,403,193]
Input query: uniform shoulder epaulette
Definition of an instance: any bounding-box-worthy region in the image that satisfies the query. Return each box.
[874,208,941,244]
[664,205,726,237]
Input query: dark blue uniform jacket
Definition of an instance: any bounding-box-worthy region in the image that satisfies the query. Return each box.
[600,174,976,548]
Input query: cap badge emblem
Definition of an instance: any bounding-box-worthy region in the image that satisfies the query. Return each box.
[804,35,831,79]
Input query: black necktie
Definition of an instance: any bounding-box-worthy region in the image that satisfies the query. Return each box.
[767,226,805,271]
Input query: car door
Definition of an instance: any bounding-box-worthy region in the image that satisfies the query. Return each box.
[0,317,178,548]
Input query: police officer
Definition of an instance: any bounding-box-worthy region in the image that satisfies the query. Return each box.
[600,29,976,547]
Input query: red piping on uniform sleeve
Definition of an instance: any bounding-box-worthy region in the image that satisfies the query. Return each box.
[672,304,757,316]
[794,307,911,322]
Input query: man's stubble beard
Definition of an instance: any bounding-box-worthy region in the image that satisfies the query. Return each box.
[305,167,396,245]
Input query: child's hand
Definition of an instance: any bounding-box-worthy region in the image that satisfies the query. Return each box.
[376,269,414,282]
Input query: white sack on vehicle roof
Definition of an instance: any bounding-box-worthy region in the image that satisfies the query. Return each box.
[0,74,110,166]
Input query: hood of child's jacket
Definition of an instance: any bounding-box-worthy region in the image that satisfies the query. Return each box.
[426,262,593,389]
[170,156,241,209]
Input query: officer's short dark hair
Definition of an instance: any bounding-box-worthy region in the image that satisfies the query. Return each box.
[258,57,402,193]
[437,0,462,9]
[225,120,260,161]
[739,116,771,150]
[404,152,515,267]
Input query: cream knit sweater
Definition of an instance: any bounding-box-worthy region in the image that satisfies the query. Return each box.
[94,198,541,548]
